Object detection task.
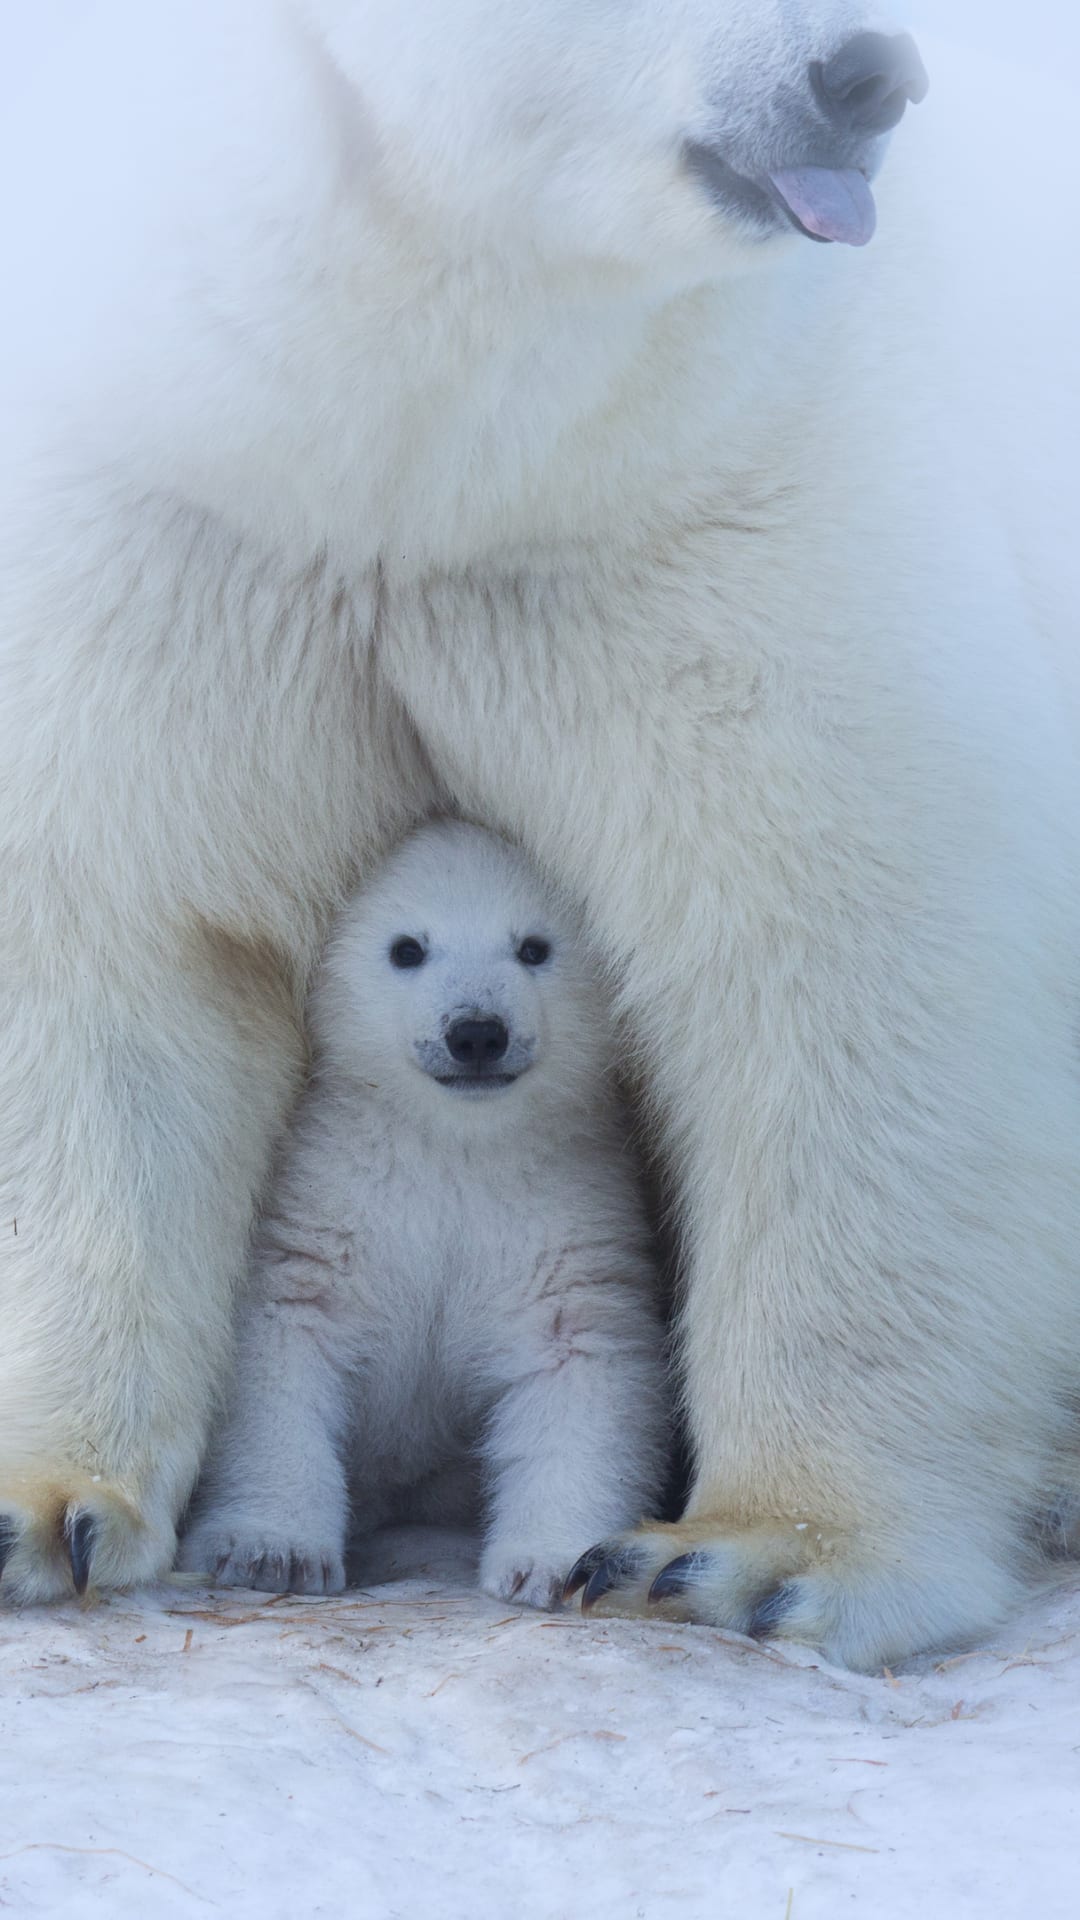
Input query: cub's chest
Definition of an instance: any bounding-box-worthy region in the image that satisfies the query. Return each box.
[347,1153,537,1326]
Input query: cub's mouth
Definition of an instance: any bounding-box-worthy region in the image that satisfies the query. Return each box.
[433,1072,521,1094]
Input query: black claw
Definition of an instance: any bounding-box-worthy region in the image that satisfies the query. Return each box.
[648,1552,703,1604]
[0,1516,18,1584]
[748,1581,799,1641]
[562,1542,614,1603]
[67,1509,96,1596]
[581,1548,644,1613]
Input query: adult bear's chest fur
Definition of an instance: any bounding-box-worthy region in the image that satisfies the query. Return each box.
[371,517,869,919]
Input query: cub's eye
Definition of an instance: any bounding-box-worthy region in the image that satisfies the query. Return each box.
[389,937,427,970]
[517,937,551,967]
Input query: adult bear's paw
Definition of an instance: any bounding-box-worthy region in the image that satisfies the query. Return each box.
[0,1469,173,1603]
[563,1517,1020,1671]
[177,1521,346,1597]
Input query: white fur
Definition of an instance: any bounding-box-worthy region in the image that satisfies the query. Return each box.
[0,1,1077,1663]
[179,822,667,1605]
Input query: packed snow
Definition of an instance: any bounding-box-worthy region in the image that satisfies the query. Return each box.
[2,1525,1076,1918]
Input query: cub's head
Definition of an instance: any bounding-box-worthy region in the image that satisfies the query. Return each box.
[313,822,614,1131]
[302,0,926,277]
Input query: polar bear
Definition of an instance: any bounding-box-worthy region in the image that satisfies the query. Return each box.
[179,821,667,1604]
[0,1,1078,1666]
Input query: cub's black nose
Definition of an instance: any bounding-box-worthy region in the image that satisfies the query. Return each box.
[813,31,929,136]
[446,1016,510,1066]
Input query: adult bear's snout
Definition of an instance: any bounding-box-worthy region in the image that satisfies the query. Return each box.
[812,31,929,139]
[764,31,928,247]
[687,27,927,250]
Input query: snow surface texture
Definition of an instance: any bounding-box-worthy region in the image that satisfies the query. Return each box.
[1,1525,1076,1918]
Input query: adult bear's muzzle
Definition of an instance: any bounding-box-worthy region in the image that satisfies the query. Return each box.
[686,28,928,250]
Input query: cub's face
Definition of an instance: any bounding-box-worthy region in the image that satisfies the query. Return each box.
[302,0,924,275]
[315,824,613,1128]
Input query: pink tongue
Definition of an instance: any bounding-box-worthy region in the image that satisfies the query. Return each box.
[768,167,877,247]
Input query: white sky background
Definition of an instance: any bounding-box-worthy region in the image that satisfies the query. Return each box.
[918,0,1073,50]
[923,0,1048,33]
[6,2,1074,68]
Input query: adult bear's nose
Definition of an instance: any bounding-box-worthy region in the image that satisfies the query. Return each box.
[813,31,929,137]
[446,1015,510,1065]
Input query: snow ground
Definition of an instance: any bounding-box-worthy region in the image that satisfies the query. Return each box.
[1,1528,1077,1920]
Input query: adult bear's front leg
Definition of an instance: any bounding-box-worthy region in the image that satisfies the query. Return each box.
[559,739,1080,1667]
[448,581,1080,1672]
[0,932,304,1602]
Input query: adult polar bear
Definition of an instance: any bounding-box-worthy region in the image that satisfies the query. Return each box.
[1,0,1077,1668]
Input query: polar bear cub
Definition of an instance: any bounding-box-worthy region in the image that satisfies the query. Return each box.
[180,821,667,1606]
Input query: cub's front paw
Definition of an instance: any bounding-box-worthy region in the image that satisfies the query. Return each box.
[178,1521,345,1596]
[479,1542,576,1612]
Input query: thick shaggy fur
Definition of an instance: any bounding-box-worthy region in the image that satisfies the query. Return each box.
[179,823,666,1605]
[1,2,1078,1664]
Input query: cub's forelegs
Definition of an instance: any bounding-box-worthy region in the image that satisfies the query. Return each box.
[179,1220,355,1597]
[479,1243,668,1610]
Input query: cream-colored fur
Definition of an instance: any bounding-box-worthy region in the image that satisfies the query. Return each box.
[1,2,1077,1665]
[179,823,666,1605]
